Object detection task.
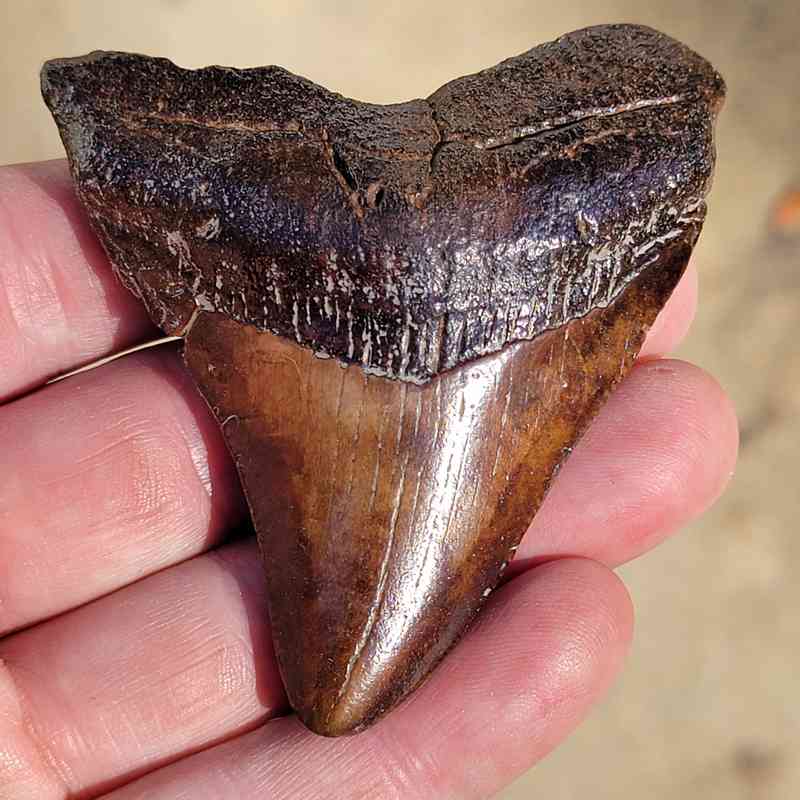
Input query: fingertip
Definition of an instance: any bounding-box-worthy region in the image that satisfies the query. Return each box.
[633,359,738,506]
[640,260,698,359]
[382,558,634,798]
[595,563,635,654]
[515,357,738,570]
[503,559,633,702]
[678,359,739,505]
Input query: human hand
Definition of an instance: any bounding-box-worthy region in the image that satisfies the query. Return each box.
[0,161,737,799]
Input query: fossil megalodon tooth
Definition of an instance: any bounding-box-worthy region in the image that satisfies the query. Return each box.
[41,24,724,736]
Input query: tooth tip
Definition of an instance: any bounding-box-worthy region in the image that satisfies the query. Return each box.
[287,644,416,736]
[293,690,378,738]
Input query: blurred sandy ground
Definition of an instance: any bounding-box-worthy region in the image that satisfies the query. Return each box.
[1,1,798,797]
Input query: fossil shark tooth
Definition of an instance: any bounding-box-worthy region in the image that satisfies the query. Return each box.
[41,23,724,736]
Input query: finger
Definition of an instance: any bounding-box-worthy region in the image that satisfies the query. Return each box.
[0,539,284,800]
[512,358,738,572]
[0,161,155,402]
[0,348,245,635]
[101,558,631,800]
[639,259,698,359]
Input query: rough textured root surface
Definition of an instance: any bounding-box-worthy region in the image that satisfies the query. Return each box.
[41,24,723,383]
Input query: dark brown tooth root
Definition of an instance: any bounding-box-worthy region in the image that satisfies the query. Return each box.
[41,23,724,735]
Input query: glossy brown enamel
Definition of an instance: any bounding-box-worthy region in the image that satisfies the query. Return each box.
[183,241,687,735]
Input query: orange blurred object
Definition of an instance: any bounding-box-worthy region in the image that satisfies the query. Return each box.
[772,187,800,233]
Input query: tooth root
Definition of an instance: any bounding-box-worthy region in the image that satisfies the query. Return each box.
[183,240,688,736]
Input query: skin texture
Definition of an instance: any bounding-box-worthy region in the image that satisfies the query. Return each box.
[0,159,738,798]
[37,24,726,735]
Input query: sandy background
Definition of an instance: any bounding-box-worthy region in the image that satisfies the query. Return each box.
[2,1,798,797]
